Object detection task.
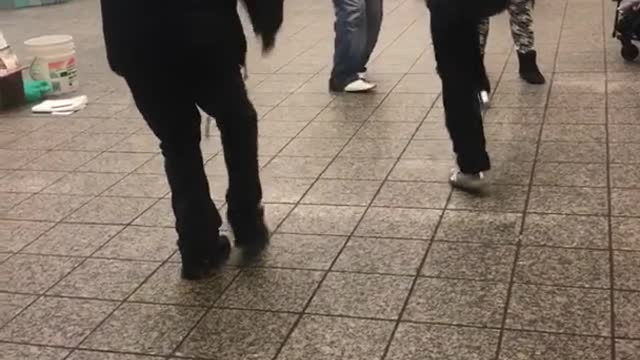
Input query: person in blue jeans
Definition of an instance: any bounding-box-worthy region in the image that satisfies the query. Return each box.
[329,0,383,92]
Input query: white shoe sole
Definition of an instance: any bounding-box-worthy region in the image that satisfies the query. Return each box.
[344,82,376,93]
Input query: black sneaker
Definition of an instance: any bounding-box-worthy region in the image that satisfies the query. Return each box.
[179,235,231,280]
[228,205,270,255]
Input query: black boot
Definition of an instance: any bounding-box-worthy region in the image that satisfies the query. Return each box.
[179,235,231,280]
[228,205,270,255]
[517,50,546,84]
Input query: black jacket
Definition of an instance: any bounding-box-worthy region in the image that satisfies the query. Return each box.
[100,0,283,75]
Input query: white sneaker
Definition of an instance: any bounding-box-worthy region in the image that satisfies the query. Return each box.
[449,169,487,192]
[479,91,490,107]
[358,72,367,80]
[343,79,376,93]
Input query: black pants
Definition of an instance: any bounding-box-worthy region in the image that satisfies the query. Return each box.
[428,0,491,174]
[123,61,262,250]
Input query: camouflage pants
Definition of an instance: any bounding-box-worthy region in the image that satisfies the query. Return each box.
[478,0,534,54]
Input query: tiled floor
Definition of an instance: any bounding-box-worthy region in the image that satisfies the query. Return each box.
[1,0,640,359]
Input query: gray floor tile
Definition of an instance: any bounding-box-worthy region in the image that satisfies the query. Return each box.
[404,277,508,327]
[0,220,53,253]
[277,315,394,360]
[485,123,541,142]
[609,125,640,143]
[0,297,117,347]
[610,164,640,189]
[132,199,173,227]
[279,205,365,236]
[485,108,545,124]
[401,139,455,160]
[0,192,30,216]
[515,247,610,288]
[217,268,323,312]
[333,237,428,275]
[280,137,348,158]
[104,174,169,198]
[94,226,175,261]
[538,142,606,163]
[612,189,640,217]
[261,106,323,122]
[387,323,500,360]
[131,263,238,306]
[545,107,606,124]
[389,159,453,182]
[67,351,162,360]
[264,156,332,179]
[488,141,538,163]
[499,331,611,360]
[242,233,346,270]
[308,272,412,319]
[449,186,528,213]
[297,121,360,139]
[81,303,204,355]
[313,106,373,122]
[24,223,122,257]
[610,143,640,164]
[78,153,154,173]
[373,181,450,209]
[533,162,607,187]
[541,124,606,143]
[22,151,99,172]
[68,197,156,225]
[48,259,159,300]
[340,138,408,159]
[435,210,521,247]
[177,309,296,360]
[43,173,125,196]
[108,134,159,153]
[615,291,640,339]
[0,171,65,193]
[0,292,37,327]
[57,133,128,152]
[302,179,381,206]
[355,207,441,240]
[422,242,516,282]
[528,186,608,215]
[506,284,610,336]
[0,343,70,360]
[0,149,47,170]
[0,254,82,293]
[322,157,396,180]
[609,107,640,124]
[616,339,640,360]
[5,194,91,222]
[488,161,534,186]
[612,217,640,251]
[356,121,420,139]
[522,214,609,248]
[614,251,640,291]
[368,106,429,122]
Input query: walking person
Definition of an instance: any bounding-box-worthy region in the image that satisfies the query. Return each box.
[477,0,545,103]
[100,0,283,280]
[426,0,514,191]
[329,0,384,92]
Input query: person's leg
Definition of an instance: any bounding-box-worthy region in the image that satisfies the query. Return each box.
[429,0,490,188]
[330,0,374,91]
[124,70,229,280]
[508,0,545,84]
[359,0,383,74]
[194,63,268,254]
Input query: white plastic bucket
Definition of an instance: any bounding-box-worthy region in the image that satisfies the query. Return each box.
[24,35,78,96]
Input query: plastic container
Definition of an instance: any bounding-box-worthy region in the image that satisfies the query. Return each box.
[24,34,78,96]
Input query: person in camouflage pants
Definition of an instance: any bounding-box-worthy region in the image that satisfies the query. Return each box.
[477,0,545,100]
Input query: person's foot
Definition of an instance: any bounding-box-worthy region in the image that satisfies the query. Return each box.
[449,169,487,192]
[357,71,367,80]
[517,50,546,84]
[228,205,270,256]
[179,235,231,280]
[329,78,376,93]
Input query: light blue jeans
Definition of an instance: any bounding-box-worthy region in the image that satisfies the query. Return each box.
[330,0,383,87]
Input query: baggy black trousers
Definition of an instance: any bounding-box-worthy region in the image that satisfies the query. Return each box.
[427,0,492,174]
[123,62,262,251]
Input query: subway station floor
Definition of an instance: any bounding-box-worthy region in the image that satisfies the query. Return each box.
[1,0,640,359]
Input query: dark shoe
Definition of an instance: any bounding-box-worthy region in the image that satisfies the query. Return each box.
[517,50,546,84]
[228,205,270,255]
[179,235,231,280]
